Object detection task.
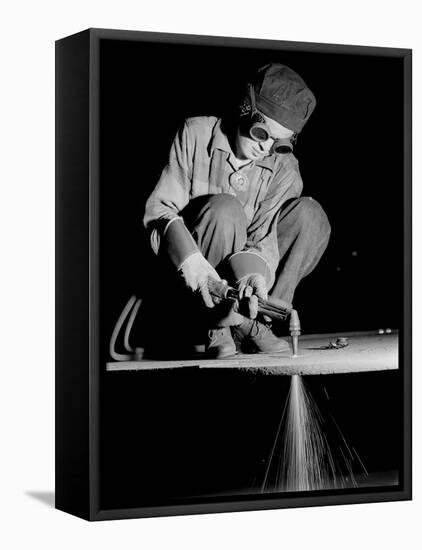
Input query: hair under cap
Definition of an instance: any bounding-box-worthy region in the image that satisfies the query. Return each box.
[252,63,316,133]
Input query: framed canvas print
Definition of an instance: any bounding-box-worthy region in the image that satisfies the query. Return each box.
[55,28,412,520]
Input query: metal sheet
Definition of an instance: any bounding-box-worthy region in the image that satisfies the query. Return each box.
[106,331,398,375]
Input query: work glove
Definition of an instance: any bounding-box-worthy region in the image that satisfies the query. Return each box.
[179,252,221,308]
[236,273,268,319]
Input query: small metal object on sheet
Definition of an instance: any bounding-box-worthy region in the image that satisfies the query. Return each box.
[325,337,349,350]
[336,337,349,347]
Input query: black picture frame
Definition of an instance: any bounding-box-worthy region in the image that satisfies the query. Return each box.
[55,28,412,521]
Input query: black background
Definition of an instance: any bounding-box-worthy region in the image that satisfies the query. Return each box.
[99,38,404,510]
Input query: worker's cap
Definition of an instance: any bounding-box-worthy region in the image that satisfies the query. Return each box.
[251,63,317,133]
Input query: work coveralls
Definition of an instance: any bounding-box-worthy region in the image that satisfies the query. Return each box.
[144,116,330,307]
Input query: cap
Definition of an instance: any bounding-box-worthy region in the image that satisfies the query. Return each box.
[252,63,316,133]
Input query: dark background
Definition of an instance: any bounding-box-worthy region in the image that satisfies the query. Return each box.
[99,38,404,510]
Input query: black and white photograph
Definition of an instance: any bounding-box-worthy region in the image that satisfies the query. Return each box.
[95,31,410,514]
[3,0,422,544]
[55,29,411,521]
[3,0,422,545]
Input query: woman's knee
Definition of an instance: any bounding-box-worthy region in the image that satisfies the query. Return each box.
[195,193,247,232]
[182,193,247,234]
[294,197,331,239]
[206,193,245,220]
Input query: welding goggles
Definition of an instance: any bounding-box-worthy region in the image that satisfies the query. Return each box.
[240,84,297,155]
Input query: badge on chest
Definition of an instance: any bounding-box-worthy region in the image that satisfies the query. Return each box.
[229,170,249,192]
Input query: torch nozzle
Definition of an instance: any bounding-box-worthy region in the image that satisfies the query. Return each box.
[289,309,301,357]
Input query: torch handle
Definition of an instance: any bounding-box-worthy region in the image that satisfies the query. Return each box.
[208,278,292,321]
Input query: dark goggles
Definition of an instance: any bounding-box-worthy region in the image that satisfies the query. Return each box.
[248,113,297,155]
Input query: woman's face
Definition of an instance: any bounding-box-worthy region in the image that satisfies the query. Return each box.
[234,113,294,161]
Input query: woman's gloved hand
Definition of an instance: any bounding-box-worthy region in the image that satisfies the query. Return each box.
[179,252,221,308]
[236,273,268,319]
